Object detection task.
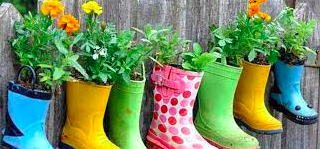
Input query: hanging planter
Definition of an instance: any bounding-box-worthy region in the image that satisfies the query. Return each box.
[270,7,318,125]
[108,64,147,149]
[3,66,54,149]
[61,79,119,149]
[194,62,259,149]
[234,60,283,134]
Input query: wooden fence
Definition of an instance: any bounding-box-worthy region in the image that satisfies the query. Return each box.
[0,0,319,148]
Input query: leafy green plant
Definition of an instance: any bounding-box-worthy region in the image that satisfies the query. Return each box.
[210,12,280,66]
[134,24,190,66]
[274,7,316,63]
[181,43,220,72]
[11,13,87,91]
[135,25,219,72]
[77,2,153,84]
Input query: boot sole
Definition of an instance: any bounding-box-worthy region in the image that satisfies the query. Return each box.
[269,98,318,125]
[2,141,17,149]
[235,118,283,135]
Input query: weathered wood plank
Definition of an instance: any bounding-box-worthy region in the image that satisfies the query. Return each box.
[0,2,22,145]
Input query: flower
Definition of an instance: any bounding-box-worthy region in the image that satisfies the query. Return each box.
[41,0,64,18]
[82,1,103,15]
[58,14,80,35]
[93,53,99,60]
[99,48,107,56]
[258,12,272,21]
[248,2,260,17]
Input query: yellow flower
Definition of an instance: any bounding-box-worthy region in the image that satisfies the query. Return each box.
[58,14,80,35]
[258,12,272,21]
[82,1,103,15]
[248,2,260,17]
[41,0,64,18]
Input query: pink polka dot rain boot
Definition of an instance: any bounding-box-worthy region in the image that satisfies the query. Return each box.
[146,65,218,149]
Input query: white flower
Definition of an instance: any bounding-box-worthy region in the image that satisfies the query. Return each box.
[92,53,99,60]
[99,48,107,57]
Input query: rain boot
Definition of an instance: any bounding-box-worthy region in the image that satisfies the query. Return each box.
[146,65,217,149]
[61,80,119,149]
[2,66,54,149]
[195,62,259,149]
[234,60,283,134]
[108,78,146,149]
[270,61,318,125]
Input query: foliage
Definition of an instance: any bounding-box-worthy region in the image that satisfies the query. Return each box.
[11,12,87,91]
[136,25,218,72]
[134,24,190,65]
[181,43,220,72]
[77,1,152,84]
[209,1,280,66]
[274,7,317,59]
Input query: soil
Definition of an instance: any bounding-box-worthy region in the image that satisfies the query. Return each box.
[250,53,270,65]
[279,48,306,65]
[131,73,144,81]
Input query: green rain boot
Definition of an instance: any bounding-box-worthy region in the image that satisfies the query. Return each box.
[108,76,146,149]
[195,62,260,149]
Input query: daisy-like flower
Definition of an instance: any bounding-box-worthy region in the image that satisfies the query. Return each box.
[99,48,107,57]
[82,1,103,15]
[41,0,64,18]
[92,53,99,60]
[58,14,80,35]
[258,12,272,21]
[248,2,260,17]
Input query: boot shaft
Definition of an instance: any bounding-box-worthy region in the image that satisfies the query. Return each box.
[235,61,271,109]
[274,61,304,92]
[198,63,242,118]
[7,81,51,133]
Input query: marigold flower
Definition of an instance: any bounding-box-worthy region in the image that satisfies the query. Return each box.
[58,14,80,35]
[258,12,272,21]
[41,0,64,18]
[82,1,103,15]
[248,2,260,17]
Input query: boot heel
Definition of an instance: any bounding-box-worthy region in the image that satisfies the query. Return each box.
[60,142,75,149]
[146,140,164,149]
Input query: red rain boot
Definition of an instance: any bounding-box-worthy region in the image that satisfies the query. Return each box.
[146,65,217,149]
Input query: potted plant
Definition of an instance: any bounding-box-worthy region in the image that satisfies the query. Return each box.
[137,25,219,149]
[107,26,154,149]
[3,0,86,148]
[193,22,261,148]
[230,0,284,135]
[270,7,318,125]
[60,1,145,149]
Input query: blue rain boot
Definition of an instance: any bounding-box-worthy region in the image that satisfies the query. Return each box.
[2,66,54,149]
[270,61,318,125]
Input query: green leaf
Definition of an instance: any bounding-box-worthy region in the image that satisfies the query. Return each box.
[248,50,256,62]
[193,43,202,56]
[218,40,226,47]
[54,39,68,55]
[53,67,65,81]
[98,73,109,83]
[67,55,89,79]
[72,33,83,45]
[182,62,192,70]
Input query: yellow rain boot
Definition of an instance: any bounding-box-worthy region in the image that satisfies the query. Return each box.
[234,60,283,134]
[61,80,119,149]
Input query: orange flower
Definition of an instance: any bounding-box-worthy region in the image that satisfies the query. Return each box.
[58,14,80,35]
[258,12,272,21]
[41,0,64,18]
[248,2,260,17]
[249,0,268,4]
